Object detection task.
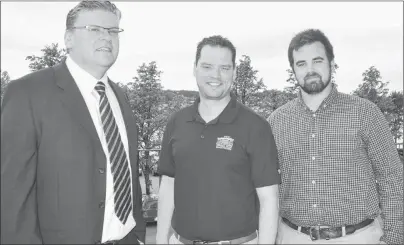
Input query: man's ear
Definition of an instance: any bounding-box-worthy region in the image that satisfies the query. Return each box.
[64,31,74,52]
[331,59,336,74]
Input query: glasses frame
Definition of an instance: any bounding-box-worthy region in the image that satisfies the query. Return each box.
[69,25,124,36]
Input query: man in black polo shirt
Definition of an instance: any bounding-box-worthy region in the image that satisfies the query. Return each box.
[155,35,281,244]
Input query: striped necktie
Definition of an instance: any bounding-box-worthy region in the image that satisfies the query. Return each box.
[95,81,132,224]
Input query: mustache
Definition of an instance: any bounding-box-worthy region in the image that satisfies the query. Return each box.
[304,72,321,82]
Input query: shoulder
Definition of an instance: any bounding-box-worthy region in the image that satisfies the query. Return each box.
[6,67,55,95]
[164,104,195,130]
[237,102,271,131]
[337,92,378,109]
[268,98,299,124]
[336,92,381,120]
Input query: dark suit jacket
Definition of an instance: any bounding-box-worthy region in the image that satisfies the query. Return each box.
[1,61,146,244]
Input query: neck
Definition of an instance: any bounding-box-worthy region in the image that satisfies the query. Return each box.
[69,54,108,80]
[198,95,231,123]
[301,83,333,112]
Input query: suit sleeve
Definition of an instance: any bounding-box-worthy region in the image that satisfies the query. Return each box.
[133,175,146,243]
[1,81,43,244]
[128,114,146,244]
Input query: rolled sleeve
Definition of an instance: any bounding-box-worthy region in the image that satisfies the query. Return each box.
[248,120,281,188]
[157,114,176,178]
[366,105,403,244]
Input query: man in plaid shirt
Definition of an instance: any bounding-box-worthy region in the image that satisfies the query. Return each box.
[269,29,403,244]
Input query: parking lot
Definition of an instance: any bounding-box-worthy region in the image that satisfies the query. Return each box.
[139,175,160,244]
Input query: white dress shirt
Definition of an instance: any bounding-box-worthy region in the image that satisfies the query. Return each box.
[66,56,136,243]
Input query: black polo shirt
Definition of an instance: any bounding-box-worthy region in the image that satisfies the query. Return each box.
[158,95,281,241]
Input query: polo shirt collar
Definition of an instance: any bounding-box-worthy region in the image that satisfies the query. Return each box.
[186,93,240,124]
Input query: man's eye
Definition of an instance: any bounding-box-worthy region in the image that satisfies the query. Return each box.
[89,27,101,32]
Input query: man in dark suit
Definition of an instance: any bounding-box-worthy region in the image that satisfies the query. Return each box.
[1,1,146,244]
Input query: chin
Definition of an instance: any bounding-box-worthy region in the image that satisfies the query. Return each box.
[96,59,115,68]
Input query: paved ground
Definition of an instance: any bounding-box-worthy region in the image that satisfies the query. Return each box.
[146,223,157,244]
[139,175,159,244]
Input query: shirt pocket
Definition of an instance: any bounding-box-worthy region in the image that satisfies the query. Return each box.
[323,127,359,158]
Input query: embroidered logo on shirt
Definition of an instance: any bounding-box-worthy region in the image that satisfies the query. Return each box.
[216,136,234,151]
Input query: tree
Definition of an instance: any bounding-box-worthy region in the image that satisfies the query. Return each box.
[352,66,395,114]
[1,70,11,104]
[233,55,266,106]
[285,63,339,93]
[389,91,404,143]
[125,61,166,195]
[251,89,296,119]
[26,43,66,71]
[352,66,402,142]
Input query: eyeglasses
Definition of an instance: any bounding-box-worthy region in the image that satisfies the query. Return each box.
[70,25,124,36]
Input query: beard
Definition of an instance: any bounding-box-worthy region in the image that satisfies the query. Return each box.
[298,71,331,95]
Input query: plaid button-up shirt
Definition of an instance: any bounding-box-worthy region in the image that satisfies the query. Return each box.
[268,84,403,244]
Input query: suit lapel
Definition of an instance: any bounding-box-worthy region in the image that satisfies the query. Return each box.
[53,61,103,149]
[108,80,138,155]
[108,81,141,218]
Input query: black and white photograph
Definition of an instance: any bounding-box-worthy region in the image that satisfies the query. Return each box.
[1,1,403,244]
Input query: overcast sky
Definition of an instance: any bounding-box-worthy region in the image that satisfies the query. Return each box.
[1,2,403,93]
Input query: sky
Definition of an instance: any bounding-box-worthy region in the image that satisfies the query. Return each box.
[1,1,403,93]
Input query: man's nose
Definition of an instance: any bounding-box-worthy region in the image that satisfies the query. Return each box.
[210,67,221,78]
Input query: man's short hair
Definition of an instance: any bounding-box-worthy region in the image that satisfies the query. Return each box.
[288,29,334,69]
[195,35,237,68]
[66,0,121,30]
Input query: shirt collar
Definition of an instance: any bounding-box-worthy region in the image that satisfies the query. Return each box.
[186,93,240,124]
[65,55,109,96]
[297,83,339,111]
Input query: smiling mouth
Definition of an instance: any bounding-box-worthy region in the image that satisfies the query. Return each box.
[207,82,221,87]
[96,47,112,52]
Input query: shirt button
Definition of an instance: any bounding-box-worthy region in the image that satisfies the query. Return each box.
[99,201,105,209]
[313,204,317,208]
[312,180,316,184]
[323,104,327,108]
[201,135,205,139]
[313,114,316,117]
[311,134,315,138]
[312,156,316,160]
[98,168,105,174]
